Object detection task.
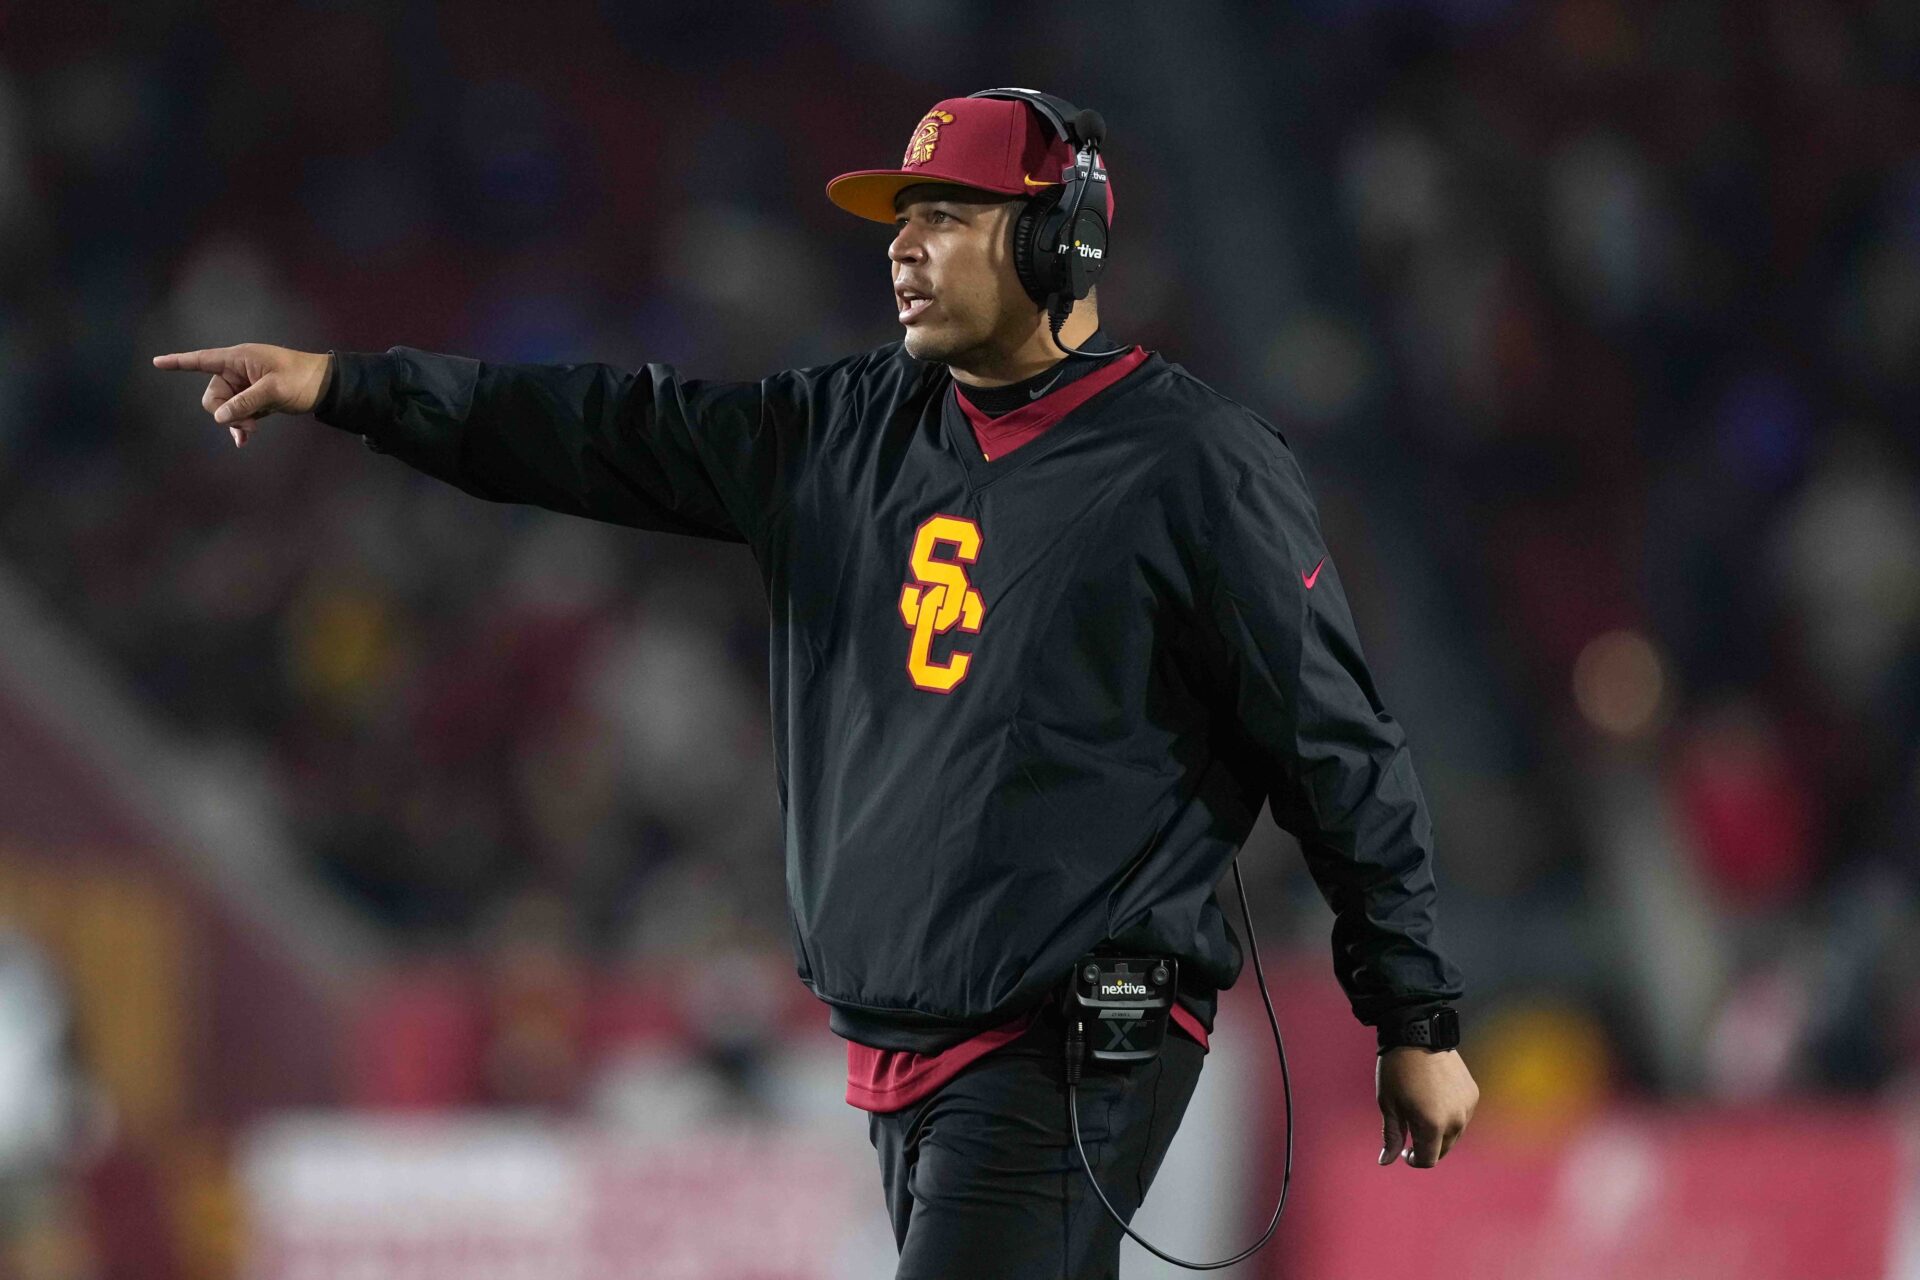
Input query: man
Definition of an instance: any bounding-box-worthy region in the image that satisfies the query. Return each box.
[155,89,1476,1277]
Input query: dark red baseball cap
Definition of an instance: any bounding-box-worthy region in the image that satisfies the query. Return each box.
[827,95,1114,226]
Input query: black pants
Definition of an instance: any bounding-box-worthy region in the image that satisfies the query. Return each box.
[867,1001,1205,1279]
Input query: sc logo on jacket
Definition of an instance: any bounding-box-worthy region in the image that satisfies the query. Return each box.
[898,514,984,693]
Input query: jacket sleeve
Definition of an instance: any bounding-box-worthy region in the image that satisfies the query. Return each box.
[1202,436,1465,1038]
[315,346,814,547]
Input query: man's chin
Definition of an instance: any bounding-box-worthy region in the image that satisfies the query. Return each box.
[900,328,941,361]
[902,324,973,364]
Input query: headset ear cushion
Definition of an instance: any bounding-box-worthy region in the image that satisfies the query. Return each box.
[1011,195,1053,307]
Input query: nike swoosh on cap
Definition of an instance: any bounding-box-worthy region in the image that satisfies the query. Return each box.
[1022,174,1056,188]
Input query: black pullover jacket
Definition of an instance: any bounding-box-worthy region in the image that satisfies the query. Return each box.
[316,339,1465,1052]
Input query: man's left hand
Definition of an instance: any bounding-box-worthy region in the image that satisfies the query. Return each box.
[1376,1047,1478,1168]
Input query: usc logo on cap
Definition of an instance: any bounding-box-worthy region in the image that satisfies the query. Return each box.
[903,109,956,168]
[898,514,984,692]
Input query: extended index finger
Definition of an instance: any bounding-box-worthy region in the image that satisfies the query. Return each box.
[152,348,229,372]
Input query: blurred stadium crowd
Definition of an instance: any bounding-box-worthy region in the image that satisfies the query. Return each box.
[1,0,1917,1156]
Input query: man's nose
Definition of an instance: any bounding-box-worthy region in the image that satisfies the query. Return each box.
[888,225,922,264]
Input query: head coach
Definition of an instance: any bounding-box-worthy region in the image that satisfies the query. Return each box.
[155,87,1479,1278]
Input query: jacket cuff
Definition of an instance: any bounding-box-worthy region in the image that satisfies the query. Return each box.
[313,350,399,452]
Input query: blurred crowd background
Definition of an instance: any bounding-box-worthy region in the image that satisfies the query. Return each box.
[1,0,1918,1275]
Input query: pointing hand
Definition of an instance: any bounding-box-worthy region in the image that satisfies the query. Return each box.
[150,343,332,448]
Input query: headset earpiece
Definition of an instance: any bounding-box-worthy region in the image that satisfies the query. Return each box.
[1059,196,1107,299]
[967,88,1112,311]
[1021,146,1108,308]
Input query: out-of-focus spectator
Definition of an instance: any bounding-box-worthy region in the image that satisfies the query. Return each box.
[0,928,103,1280]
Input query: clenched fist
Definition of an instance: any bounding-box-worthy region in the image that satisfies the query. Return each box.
[151,343,332,448]
[1376,1046,1478,1168]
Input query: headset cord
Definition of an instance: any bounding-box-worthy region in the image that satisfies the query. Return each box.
[1065,857,1294,1270]
[1049,299,1130,359]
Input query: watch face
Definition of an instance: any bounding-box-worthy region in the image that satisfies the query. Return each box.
[1430,1007,1460,1049]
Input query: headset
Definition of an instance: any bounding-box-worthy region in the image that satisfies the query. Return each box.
[965,88,1130,359]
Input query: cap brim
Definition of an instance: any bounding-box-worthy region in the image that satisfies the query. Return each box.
[825,169,1048,223]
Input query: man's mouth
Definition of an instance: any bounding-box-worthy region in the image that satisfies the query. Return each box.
[896,287,934,325]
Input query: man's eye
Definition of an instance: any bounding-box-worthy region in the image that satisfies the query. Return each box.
[928,210,952,223]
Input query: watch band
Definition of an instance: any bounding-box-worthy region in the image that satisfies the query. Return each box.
[1376,1006,1460,1053]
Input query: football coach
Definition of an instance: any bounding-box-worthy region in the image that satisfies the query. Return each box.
[155,88,1478,1278]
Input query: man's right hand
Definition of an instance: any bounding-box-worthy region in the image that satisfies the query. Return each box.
[151,343,332,448]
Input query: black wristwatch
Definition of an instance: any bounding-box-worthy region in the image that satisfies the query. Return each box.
[1377,1006,1460,1054]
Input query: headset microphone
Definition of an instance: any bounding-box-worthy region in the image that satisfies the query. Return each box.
[1072,108,1106,148]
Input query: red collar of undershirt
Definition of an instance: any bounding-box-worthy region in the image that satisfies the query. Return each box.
[952,346,1150,460]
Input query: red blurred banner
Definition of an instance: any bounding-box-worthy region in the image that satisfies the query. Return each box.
[1279,1103,1903,1280]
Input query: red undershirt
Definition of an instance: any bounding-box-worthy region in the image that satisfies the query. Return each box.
[846,1003,1211,1112]
[953,345,1150,461]
[845,344,1208,1112]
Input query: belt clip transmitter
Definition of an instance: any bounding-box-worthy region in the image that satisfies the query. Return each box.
[1069,956,1176,1065]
